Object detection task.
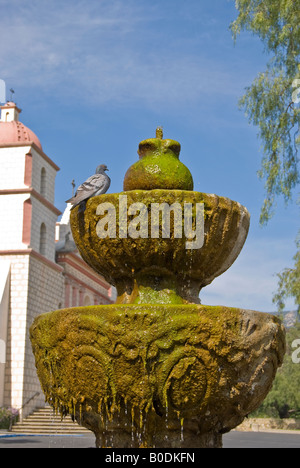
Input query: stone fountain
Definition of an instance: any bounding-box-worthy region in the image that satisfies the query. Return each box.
[30,129,285,448]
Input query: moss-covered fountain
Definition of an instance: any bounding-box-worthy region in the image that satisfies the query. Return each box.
[30,129,285,448]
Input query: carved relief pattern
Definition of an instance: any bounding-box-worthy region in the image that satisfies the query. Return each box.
[30,304,285,445]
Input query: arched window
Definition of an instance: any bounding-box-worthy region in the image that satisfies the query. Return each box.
[40,168,46,197]
[39,223,47,256]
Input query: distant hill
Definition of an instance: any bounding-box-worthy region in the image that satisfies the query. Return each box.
[272,310,299,328]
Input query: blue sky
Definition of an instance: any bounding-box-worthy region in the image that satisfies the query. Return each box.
[0,0,298,311]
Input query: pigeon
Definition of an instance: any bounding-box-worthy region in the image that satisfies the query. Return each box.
[66,164,110,210]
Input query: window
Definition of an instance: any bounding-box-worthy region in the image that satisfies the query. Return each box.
[40,168,46,197]
[39,223,47,256]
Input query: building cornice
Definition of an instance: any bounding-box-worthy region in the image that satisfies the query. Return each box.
[56,252,110,290]
[0,188,61,216]
[0,249,64,273]
[63,270,112,303]
[0,141,60,172]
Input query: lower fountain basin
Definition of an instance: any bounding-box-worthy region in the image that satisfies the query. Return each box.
[30,304,285,448]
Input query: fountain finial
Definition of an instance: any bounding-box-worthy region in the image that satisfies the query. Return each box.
[123,128,194,191]
[156,126,163,139]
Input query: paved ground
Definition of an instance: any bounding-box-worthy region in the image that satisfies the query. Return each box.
[224,431,300,448]
[0,433,96,448]
[0,431,300,448]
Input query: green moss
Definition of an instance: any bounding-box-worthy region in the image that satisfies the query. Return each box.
[123,135,194,191]
[30,304,284,418]
[133,286,185,304]
[124,153,194,191]
[30,304,232,415]
[30,304,285,446]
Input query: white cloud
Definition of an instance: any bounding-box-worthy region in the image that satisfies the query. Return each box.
[200,236,297,312]
[0,0,249,108]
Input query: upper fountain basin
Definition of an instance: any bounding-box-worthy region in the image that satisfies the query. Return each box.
[70,190,250,304]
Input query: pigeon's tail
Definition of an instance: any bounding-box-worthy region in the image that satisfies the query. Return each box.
[65,200,85,210]
[65,196,78,204]
[65,191,91,209]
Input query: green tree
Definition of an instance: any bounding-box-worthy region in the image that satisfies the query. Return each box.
[231,0,300,312]
[252,322,300,418]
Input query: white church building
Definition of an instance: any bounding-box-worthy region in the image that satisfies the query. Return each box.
[0,101,115,419]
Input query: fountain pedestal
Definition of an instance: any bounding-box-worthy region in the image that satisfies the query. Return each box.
[30,129,285,448]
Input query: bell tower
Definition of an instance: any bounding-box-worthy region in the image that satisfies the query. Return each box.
[0,101,64,417]
[0,101,21,122]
